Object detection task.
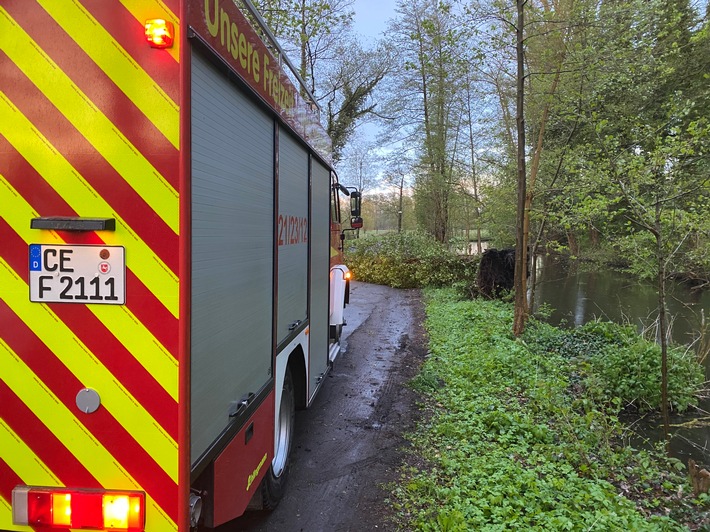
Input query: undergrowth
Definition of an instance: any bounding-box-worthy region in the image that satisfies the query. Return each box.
[392,289,709,531]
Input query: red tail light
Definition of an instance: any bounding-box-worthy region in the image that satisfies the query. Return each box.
[12,486,145,531]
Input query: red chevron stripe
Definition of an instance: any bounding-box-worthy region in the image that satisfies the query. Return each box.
[0,136,179,358]
[0,458,25,504]
[3,2,180,190]
[0,52,179,277]
[0,298,178,521]
[77,0,181,106]
[161,0,181,19]
[0,219,178,439]
[0,381,100,488]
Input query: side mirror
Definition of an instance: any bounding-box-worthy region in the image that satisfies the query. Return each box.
[350,216,363,229]
[350,190,361,218]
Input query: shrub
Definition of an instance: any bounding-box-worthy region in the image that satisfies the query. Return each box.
[578,321,705,412]
[525,319,705,412]
[344,232,477,289]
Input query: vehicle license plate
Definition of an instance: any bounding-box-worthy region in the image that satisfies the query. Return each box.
[29,244,125,305]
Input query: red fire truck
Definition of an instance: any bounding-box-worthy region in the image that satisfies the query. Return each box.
[0,0,362,530]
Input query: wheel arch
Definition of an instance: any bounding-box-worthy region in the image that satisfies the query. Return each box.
[286,345,307,411]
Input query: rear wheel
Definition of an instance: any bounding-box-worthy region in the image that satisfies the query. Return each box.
[260,367,295,509]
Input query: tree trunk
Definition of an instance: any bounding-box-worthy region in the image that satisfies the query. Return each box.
[397,173,404,233]
[567,230,578,257]
[656,205,670,452]
[590,225,600,247]
[513,0,528,337]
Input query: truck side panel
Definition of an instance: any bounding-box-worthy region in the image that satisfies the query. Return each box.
[190,49,274,465]
[0,1,182,531]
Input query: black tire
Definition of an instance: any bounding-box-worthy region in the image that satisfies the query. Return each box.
[260,367,295,510]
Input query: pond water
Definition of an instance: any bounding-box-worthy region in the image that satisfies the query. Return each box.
[532,256,710,465]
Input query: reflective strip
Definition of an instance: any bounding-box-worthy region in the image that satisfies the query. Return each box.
[34,0,180,149]
[0,96,180,318]
[0,419,60,486]
[0,346,177,532]
[0,8,179,233]
[0,270,178,483]
[92,306,179,399]
[0,175,178,399]
[0,342,142,487]
[0,174,64,245]
[118,0,180,63]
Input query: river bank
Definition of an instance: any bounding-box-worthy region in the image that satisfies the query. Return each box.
[532,256,710,466]
[392,289,709,530]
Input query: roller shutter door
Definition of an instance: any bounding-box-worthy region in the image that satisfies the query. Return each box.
[190,51,274,464]
[277,131,309,346]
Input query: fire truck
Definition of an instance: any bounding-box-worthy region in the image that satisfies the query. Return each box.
[0,0,362,530]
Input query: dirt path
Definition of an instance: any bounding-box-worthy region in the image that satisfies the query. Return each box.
[221,282,427,532]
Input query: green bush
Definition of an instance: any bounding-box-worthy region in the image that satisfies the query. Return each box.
[525,320,705,412]
[578,321,704,412]
[344,232,477,289]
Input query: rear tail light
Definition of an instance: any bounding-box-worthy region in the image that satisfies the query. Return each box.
[12,486,145,531]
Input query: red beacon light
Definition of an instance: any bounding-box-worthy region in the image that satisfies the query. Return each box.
[12,486,145,531]
[144,19,174,49]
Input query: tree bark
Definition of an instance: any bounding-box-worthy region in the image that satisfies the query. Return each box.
[656,202,670,452]
[513,0,528,337]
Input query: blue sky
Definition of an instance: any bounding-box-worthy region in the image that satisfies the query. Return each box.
[352,0,395,40]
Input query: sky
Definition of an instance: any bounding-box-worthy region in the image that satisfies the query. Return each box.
[351,0,395,40]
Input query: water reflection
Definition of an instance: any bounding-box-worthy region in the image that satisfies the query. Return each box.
[533,257,709,348]
[532,256,710,464]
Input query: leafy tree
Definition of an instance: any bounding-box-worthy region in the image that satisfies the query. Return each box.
[553,0,710,442]
[320,41,390,161]
[252,0,354,93]
[382,164,415,233]
[253,0,386,160]
[381,0,469,243]
[467,0,582,334]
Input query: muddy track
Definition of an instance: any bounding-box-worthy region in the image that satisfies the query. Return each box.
[220,282,427,532]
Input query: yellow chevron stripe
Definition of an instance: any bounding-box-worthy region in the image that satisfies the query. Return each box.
[0,175,178,399]
[0,94,179,319]
[0,419,61,485]
[0,343,177,532]
[0,8,179,233]
[119,0,180,63]
[94,305,179,399]
[0,177,64,246]
[0,501,34,532]
[34,0,180,150]
[0,267,178,483]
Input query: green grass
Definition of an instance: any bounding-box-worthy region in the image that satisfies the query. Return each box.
[391,289,708,531]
